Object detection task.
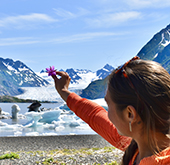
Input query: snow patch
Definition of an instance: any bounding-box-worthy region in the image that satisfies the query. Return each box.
[153,53,158,59]
[18,67,29,72]
[6,71,12,75]
[161,40,170,47]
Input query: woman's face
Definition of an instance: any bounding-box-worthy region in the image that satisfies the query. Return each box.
[105,90,128,136]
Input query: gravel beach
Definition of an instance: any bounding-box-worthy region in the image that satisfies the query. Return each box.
[0,134,124,164]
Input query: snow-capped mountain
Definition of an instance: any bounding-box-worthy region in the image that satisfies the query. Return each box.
[96,64,114,79]
[82,23,170,99]
[38,64,114,88]
[137,24,170,73]
[0,57,49,96]
[138,24,170,60]
[19,64,113,101]
[66,68,82,84]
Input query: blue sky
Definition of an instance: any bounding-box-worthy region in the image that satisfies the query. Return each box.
[0,0,170,72]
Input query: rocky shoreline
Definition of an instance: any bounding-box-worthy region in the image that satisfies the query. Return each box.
[0,134,124,164]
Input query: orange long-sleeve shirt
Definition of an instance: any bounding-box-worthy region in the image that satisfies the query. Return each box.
[67,93,170,165]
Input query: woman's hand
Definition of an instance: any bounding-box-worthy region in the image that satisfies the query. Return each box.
[52,71,72,102]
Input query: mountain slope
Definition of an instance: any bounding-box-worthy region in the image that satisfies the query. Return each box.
[81,24,170,99]
[79,64,113,99]
[66,68,83,84]
[137,24,170,60]
[96,64,114,79]
[153,44,170,72]
[137,24,170,72]
[80,77,108,99]
[0,57,49,96]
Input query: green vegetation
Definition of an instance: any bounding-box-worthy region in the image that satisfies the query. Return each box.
[0,146,120,164]
[0,152,20,160]
[104,161,119,165]
[8,146,120,164]
[42,157,54,164]
[0,95,36,103]
[34,146,119,164]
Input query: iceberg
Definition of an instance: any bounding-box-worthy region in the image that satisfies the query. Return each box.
[0,121,23,131]
[39,109,62,123]
[0,100,103,136]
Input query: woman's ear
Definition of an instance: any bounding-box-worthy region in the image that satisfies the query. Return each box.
[125,105,137,124]
[122,105,142,134]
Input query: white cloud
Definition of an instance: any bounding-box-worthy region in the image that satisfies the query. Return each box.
[53,8,76,19]
[0,13,57,28]
[95,0,170,9]
[0,32,117,46]
[51,32,117,43]
[86,11,141,28]
[0,37,39,46]
[53,7,90,20]
[124,0,170,8]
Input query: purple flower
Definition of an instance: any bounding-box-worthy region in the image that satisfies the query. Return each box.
[46,66,57,76]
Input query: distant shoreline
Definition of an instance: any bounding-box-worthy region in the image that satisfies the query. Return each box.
[0,95,58,103]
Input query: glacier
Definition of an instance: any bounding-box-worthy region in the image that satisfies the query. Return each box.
[15,69,99,102]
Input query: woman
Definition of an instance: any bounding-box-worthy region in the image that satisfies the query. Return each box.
[51,56,170,165]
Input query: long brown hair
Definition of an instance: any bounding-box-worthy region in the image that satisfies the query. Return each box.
[108,59,170,165]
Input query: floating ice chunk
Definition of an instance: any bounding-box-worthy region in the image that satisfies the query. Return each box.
[0,121,8,126]
[11,104,20,119]
[59,115,74,121]
[17,113,26,119]
[24,110,62,128]
[39,110,62,123]
[58,115,80,127]
[14,131,22,136]
[24,112,43,127]
[25,112,42,120]
[0,111,11,119]
[59,104,70,111]
[55,125,65,131]
[1,111,10,116]
[69,121,80,127]
[0,123,23,131]
[42,132,58,136]
[25,132,39,136]
[43,123,56,129]
[76,123,92,130]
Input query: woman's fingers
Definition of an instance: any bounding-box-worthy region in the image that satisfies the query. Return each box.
[52,71,71,91]
[55,71,69,77]
[51,71,71,102]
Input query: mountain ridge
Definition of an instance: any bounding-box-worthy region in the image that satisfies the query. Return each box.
[0,57,49,96]
[137,24,170,72]
[81,23,170,99]
[39,64,114,87]
[15,63,114,101]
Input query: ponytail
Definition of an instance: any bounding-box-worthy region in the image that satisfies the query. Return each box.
[122,139,138,165]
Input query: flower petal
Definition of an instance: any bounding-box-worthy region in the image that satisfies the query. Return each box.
[46,68,50,72]
[46,66,57,76]
[52,71,56,76]
[51,66,55,71]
